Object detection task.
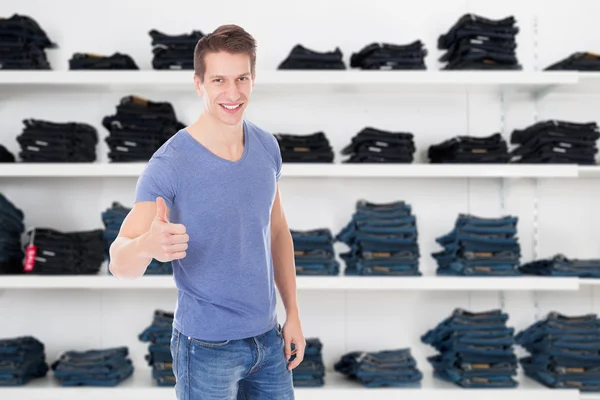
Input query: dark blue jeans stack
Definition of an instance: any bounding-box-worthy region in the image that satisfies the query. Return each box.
[421,308,519,388]
[341,128,416,164]
[102,95,185,162]
[102,202,172,275]
[509,120,599,165]
[519,254,600,278]
[336,200,420,276]
[149,29,205,70]
[277,45,346,70]
[291,229,339,276]
[438,14,521,70]
[292,338,325,387]
[68,52,138,70]
[433,214,522,276]
[0,193,25,275]
[334,348,422,388]
[274,132,335,163]
[545,52,600,71]
[51,347,134,387]
[24,228,105,275]
[350,41,427,70]
[516,312,600,392]
[138,310,175,387]
[0,14,56,70]
[0,336,49,386]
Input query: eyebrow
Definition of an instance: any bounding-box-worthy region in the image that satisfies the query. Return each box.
[208,73,251,79]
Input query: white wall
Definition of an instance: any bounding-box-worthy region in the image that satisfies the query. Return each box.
[2,0,600,376]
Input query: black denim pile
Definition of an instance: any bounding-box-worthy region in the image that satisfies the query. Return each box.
[278,45,345,70]
[68,53,138,70]
[351,41,427,70]
[292,338,325,387]
[433,214,521,276]
[334,348,422,388]
[0,194,25,275]
[428,133,510,163]
[0,145,15,162]
[51,347,134,387]
[0,14,56,70]
[342,127,415,163]
[16,119,98,163]
[545,52,600,71]
[139,310,175,387]
[24,228,105,275]
[291,229,339,276]
[516,312,600,392]
[438,14,521,70]
[102,95,185,162]
[421,308,519,388]
[0,336,48,386]
[274,132,334,163]
[520,254,600,278]
[336,200,421,276]
[150,29,204,70]
[102,202,172,275]
[509,120,599,165]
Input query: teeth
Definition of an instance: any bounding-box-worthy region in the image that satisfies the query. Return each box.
[222,104,240,110]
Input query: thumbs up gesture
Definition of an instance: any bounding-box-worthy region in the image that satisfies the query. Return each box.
[148,197,189,262]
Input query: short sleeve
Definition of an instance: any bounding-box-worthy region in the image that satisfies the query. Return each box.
[271,134,283,181]
[135,156,177,209]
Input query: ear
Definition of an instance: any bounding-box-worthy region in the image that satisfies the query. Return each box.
[193,74,204,97]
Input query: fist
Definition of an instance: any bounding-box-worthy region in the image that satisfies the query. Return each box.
[148,197,189,262]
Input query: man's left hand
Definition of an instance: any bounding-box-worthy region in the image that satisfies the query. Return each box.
[282,315,305,370]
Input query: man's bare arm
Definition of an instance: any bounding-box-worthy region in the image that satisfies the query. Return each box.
[109,197,188,280]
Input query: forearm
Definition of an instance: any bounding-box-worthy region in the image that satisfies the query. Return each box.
[272,228,299,317]
[108,233,153,279]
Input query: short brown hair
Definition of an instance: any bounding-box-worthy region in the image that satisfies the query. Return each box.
[193,24,257,81]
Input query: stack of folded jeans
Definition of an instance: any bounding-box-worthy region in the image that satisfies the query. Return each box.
[342,127,415,163]
[292,338,325,387]
[278,45,346,70]
[0,14,56,70]
[0,145,15,162]
[16,119,98,163]
[516,312,600,392]
[545,52,600,71]
[0,194,25,275]
[0,336,49,386]
[103,95,185,162]
[428,133,510,163]
[274,132,334,163]
[509,120,599,165]
[69,53,138,70]
[421,308,519,388]
[433,214,521,276]
[24,228,105,275]
[51,347,134,387]
[149,29,204,70]
[139,310,175,387]
[520,254,600,278]
[336,200,420,276]
[334,348,422,387]
[350,41,427,70]
[102,202,172,275]
[438,14,521,70]
[291,229,339,276]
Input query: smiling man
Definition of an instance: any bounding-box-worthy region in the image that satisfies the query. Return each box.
[108,25,304,399]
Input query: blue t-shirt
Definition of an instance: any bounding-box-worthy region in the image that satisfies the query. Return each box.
[134,120,282,341]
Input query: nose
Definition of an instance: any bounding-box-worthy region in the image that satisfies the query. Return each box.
[225,80,241,101]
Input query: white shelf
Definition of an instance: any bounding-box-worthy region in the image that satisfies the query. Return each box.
[0,163,582,178]
[0,369,581,400]
[0,70,579,93]
[577,279,600,286]
[0,275,580,291]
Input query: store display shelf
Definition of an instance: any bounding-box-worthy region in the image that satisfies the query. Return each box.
[0,163,581,178]
[577,279,600,286]
[0,70,579,93]
[0,370,581,400]
[0,275,580,291]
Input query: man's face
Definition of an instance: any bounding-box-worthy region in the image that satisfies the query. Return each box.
[195,51,254,126]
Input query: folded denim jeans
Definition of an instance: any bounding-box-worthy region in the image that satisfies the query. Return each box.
[278,45,346,70]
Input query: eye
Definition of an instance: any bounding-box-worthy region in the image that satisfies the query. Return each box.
[213,79,223,83]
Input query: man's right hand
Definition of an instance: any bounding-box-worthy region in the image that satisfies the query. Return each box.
[144,197,189,262]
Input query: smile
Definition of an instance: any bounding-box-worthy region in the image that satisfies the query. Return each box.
[220,103,243,113]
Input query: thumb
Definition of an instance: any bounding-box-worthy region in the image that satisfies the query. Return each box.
[155,197,168,223]
[284,336,292,361]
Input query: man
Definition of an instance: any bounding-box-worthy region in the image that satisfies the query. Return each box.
[108,24,304,399]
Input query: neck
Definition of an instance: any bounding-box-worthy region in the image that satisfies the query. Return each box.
[190,113,244,145]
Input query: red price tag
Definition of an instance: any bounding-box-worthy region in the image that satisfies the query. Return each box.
[23,229,36,273]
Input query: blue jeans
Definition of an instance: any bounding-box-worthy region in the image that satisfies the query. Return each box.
[170,325,294,399]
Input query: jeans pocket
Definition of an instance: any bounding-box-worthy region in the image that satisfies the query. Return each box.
[190,338,231,348]
[170,329,180,377]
